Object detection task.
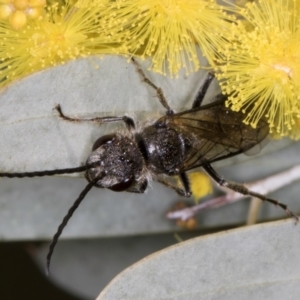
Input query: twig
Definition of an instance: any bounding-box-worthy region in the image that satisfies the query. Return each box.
[246,197,262,225]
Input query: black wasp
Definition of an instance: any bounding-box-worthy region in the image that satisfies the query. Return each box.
[0,59,298,274]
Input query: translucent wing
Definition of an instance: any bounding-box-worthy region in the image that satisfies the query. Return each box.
[159,98,269,171]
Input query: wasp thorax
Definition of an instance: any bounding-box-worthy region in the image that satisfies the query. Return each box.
[85,134,144,192]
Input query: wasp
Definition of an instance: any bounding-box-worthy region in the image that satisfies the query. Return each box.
[0,59,297,274]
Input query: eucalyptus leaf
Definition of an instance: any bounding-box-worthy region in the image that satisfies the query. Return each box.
[97,219,300,300]
[31,233,203,299]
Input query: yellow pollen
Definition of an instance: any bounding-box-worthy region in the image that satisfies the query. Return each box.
[0,4,13,19]
[272,64,293,78]
[13,0,29,10]
[9,9,27,29]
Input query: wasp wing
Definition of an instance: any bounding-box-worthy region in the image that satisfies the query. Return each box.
[161,99,269,171]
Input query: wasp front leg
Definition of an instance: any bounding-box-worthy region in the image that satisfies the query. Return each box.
[156,173,191,197]
[54,104,135,131]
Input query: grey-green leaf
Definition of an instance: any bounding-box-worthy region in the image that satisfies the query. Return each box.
[97,219,300,300]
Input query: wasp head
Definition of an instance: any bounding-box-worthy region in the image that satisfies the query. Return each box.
[85,134,144,192]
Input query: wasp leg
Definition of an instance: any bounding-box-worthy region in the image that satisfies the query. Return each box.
[192,72,215,109]
[202,163,299,222]
[156,173,191,197]
[54,104,135,131]
[179,172,192,197]
[131,58,173,115]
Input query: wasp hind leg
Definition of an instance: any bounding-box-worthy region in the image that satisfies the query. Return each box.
[202,163,299,222]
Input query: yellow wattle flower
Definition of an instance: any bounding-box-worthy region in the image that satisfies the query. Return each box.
[98,0,234,76]
[0,0,128,89]
[0,0,46,29]
[189,172,212,202]
[215,0,300,138]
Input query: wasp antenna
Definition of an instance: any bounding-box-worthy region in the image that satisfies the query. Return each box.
[45,180,95,276]
[0,166,88,178]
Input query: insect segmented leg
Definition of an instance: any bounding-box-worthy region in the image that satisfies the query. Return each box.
[131,58,173,115]
[54,104,135,131]
[156,173,191,197]
[179,172,192,197]
[203,163,299,222]
[192,72,215,109]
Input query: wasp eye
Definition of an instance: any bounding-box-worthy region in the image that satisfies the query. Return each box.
[92,134,116,151]
[109,177,134,192]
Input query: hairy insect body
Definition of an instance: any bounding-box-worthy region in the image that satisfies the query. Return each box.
[139,123,185,176]
[86,135,145,192]
[86,102,269,195]
[85,124,187,193]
